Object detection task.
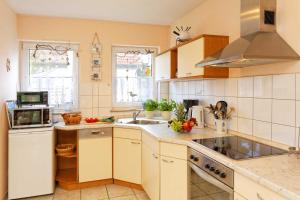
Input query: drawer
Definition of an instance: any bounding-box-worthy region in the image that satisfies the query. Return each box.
[114,128,141,140]
[79,128,112,138]
[234,173,287,200]
[142,131,159,154]
[160,142,187,160]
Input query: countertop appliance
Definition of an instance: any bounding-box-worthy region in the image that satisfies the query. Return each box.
[188,147,234,200]
[193,136,288,160]
[189,105,204,128]
[17,91,48,107]
[183,99,199,119]
[11,107,52,129]
[196,0,300,68]
[8,127,55,199]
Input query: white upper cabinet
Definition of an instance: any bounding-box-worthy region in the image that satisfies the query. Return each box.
[155,49,177,81]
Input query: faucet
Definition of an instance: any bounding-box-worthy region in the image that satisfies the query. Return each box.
[133,110,143,121]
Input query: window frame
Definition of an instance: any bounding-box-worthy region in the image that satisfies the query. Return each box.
[20,41,80,110]
[111,45,158,108]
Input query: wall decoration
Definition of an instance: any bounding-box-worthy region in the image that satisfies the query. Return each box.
[6,58,11,72]
[172,26,192,45]
[91,32,102,81]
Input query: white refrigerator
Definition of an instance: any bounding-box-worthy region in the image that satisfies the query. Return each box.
[8,127,55,199]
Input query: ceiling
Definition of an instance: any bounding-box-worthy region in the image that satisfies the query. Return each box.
[6,0,204,25]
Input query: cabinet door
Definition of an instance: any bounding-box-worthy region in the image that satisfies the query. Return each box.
[160,156,188,200]
[142,143,160,200]
[114,138,142,184]
[234,192,247,200]
[177,38,205,78]
[155,51,171,81]
[79,134,112,182]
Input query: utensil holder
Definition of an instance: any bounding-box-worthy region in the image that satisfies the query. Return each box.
[214,119,227,134]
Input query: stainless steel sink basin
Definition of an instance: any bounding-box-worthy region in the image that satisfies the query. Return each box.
[126,120,164,125]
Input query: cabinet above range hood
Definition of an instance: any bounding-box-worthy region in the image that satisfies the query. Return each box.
[196,0,300,68]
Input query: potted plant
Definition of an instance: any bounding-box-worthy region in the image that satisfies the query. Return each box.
[158,99,176,120]
[168,103,197,133]
[143,99,158,119]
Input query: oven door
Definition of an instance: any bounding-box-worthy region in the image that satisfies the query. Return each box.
[188,161,234,200]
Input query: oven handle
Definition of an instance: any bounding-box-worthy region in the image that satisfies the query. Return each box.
[189,161,234,195]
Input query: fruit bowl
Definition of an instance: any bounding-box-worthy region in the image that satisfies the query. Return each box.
[168,118,197,133]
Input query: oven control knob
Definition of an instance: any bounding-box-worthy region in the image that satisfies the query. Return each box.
[190,155,195,160]
[214,170,220,175]
[209,166,215,172]
[193,157,199,162]
[220,172,226,178]
[205,164,210,169]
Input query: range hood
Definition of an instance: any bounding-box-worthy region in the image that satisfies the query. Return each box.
[196,0,300,68]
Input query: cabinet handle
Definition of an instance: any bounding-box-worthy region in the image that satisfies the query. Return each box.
[152,153,158,159]
[91,131,101,135]
[257,193,264,200]
[162,159,174,163]
[131,141,141,145]
[186,72,192,76]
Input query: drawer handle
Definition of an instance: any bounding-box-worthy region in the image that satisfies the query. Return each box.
[152,153,158,159]
[186,72,192,76]
[91,131,101,135]
[257,193,264,200]
[162,159,174,163]
[131,141,141,145]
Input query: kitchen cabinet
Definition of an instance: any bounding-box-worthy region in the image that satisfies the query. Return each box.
[113,128,142,184]
[234,192,247,200]
[142,133,160,200]
[234,173,288,200]
[78,128,112,182]
[177,35,229,78]
[155,49,177,81]
[160,155,188,200]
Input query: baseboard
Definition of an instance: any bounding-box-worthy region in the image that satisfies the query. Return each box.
[113,179,144,191]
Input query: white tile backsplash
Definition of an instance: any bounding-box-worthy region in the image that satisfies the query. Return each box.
[272,124,296,146]
[238,98,253,119]
[166,73,300,147]
[224,78,238,97]
[253,120,271,140]
[80,83,93,96]
[80,96,93,109]
[99,95,112,108]
[238,118,253,135]
[273,74,295,99]
[253,98,272,122]
[238,77,254,97]
[254,75,272,98]
[272,99,295,126]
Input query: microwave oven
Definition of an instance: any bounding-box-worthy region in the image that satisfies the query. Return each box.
[17,91,48,107]
[12,107,52,129]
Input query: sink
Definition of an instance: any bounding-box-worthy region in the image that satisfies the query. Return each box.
[126,120,164,125]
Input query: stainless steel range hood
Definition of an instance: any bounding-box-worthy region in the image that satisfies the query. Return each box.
[196,0,300,68]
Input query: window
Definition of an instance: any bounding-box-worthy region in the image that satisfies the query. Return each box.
[21,42,79,110]
[112,46,157,107]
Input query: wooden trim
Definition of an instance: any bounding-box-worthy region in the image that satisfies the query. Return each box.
[114,179,144,191]
[203,67,229,78]
[203,35,229,58]
[170,49,177,79]
[57,179,114,190]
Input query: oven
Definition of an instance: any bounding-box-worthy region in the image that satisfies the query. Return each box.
[188,147,234,200]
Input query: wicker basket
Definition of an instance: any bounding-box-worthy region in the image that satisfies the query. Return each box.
[61,112,82,125]
[56,144,75,156]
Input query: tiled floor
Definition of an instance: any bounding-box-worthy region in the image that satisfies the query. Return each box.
[22,184,150,200]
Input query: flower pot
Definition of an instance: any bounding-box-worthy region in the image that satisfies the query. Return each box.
[161,111,171,120]
[145,111,155,119]
[214,119,228,134]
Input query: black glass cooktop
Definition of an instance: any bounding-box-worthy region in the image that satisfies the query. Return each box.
[193,136,288,160]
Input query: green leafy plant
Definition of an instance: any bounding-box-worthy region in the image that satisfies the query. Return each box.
[158,99,176,112]
[143,99,158,111]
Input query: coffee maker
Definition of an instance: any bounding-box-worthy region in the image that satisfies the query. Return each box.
[183,99,199,118]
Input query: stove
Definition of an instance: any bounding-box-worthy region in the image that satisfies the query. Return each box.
[193,136,288,160]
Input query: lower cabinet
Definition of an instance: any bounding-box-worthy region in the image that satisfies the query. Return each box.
[234,173,288,200]
[160,155,188,200]
[114,137,142,184]
[78,128,112,182]
[142,138,160,200]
